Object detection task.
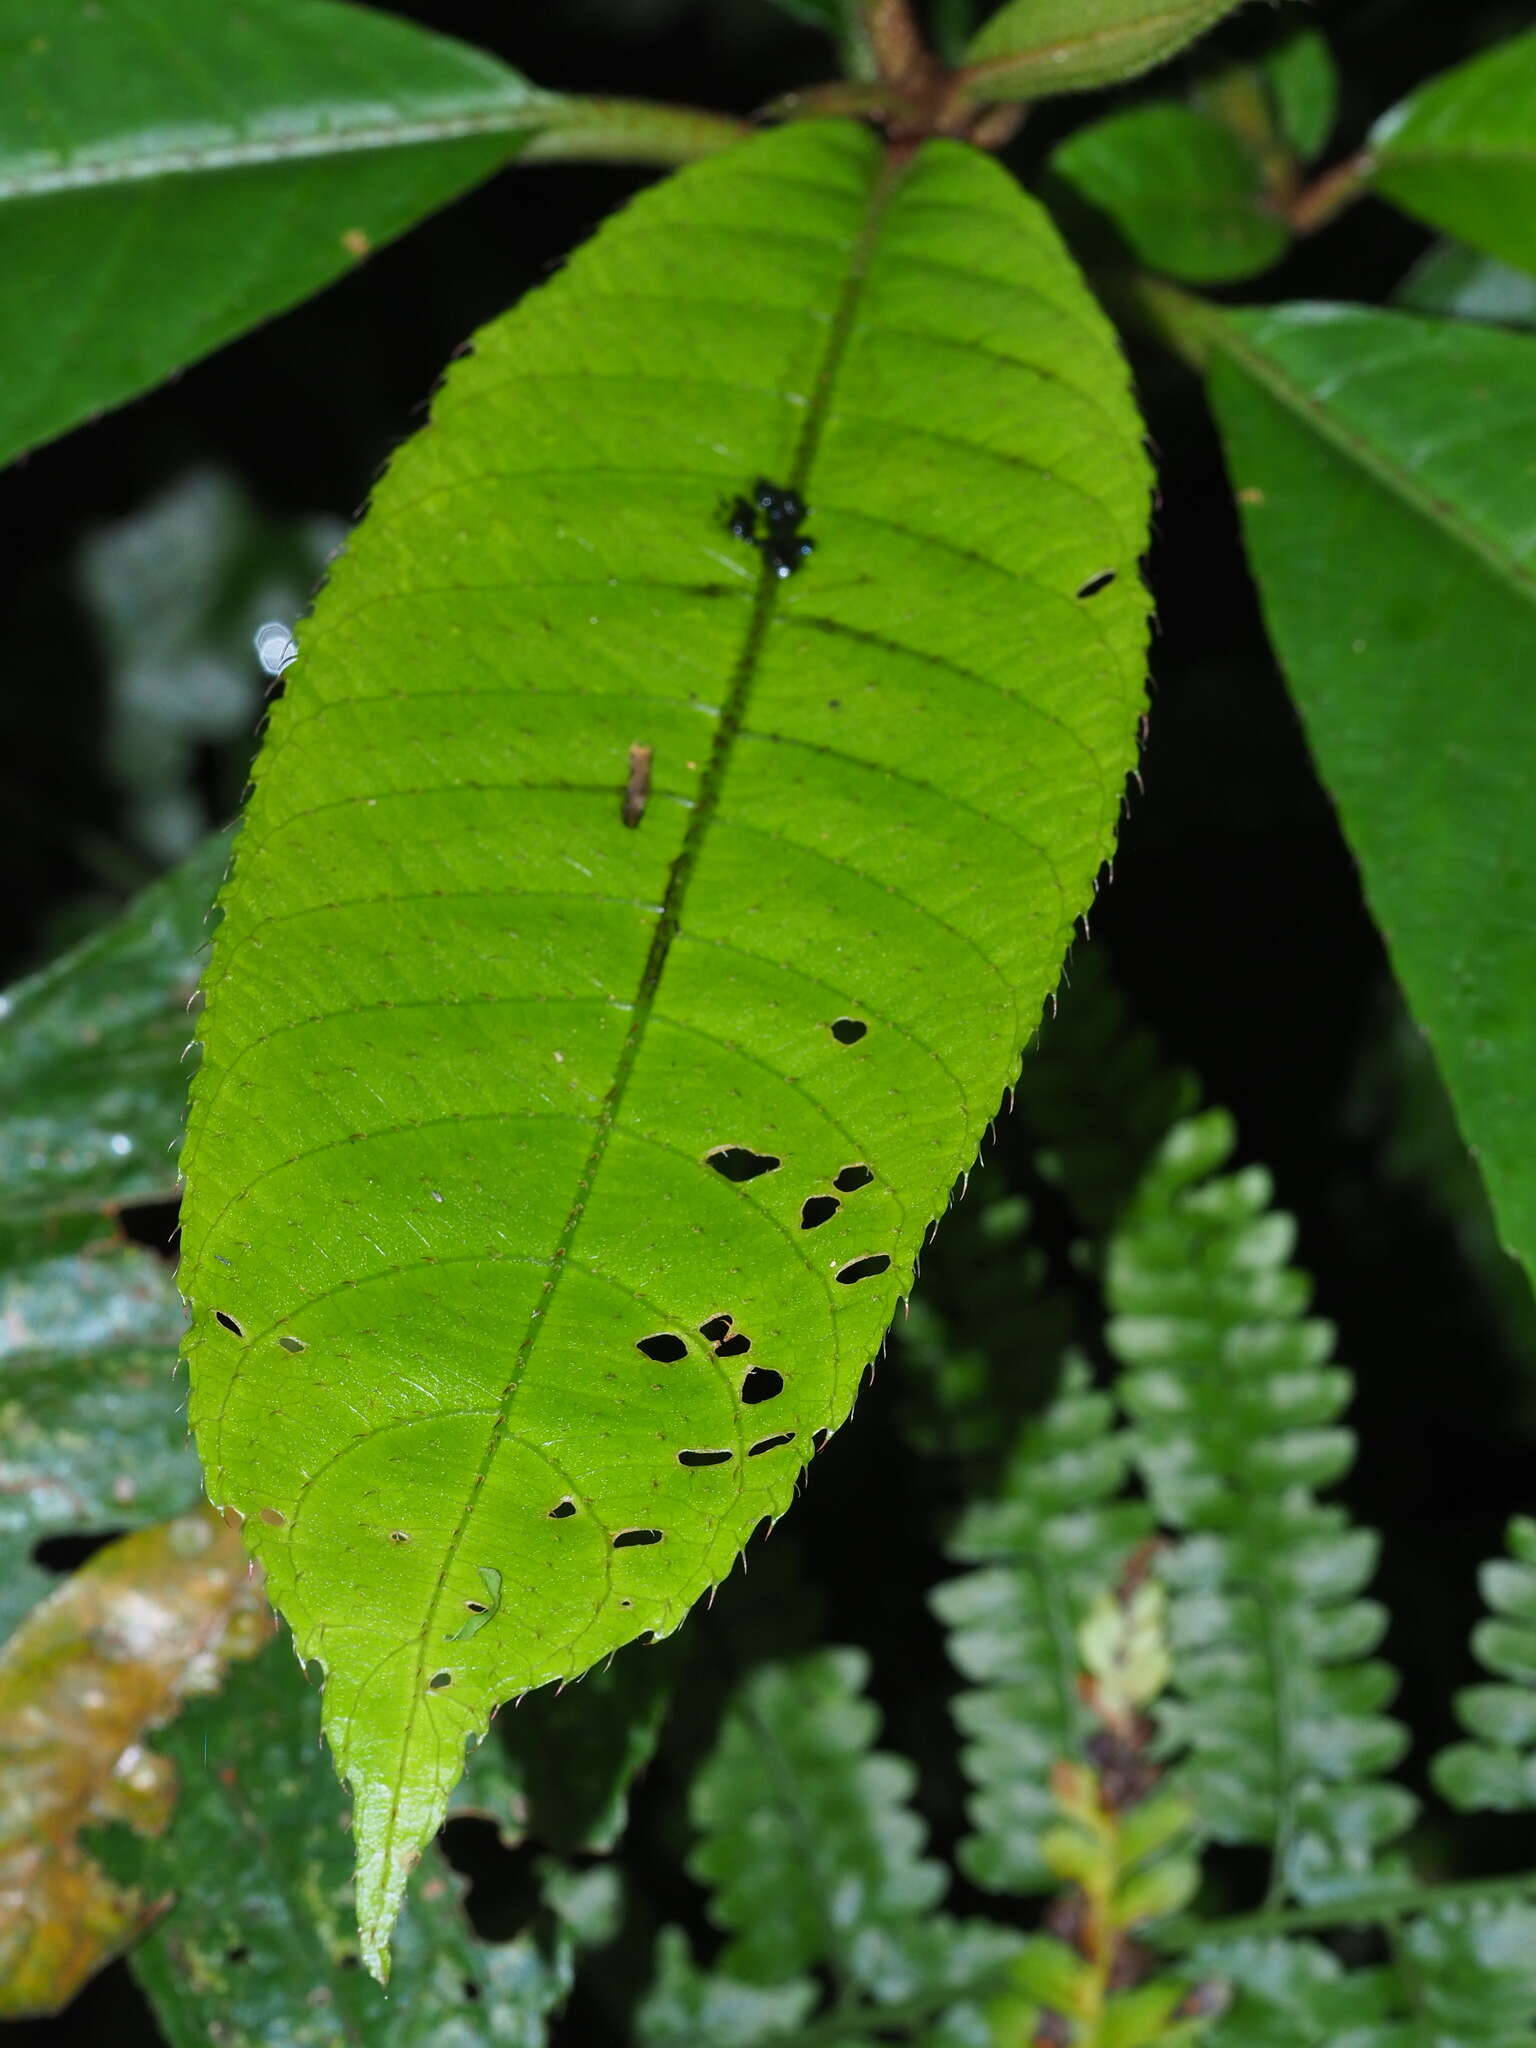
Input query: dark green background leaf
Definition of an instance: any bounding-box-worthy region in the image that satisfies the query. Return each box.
[108,1639,581,2048]
[1204,303,1536,1291]
[1053,104,1290,285]
[0,1220,196,1634]
[1370,28,1536,281]
[0,0,740,472]
[0,834,226,1223]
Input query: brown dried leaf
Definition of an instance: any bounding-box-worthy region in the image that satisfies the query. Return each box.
[0,1507,269,2016]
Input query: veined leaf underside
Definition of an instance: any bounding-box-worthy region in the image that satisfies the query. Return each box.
[178,119,1149,1969]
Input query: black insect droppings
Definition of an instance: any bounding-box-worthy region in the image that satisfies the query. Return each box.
[549,1500,577,1519]
[836,1254,892,1285]
[749,1431,796,1457]
[214,1311,244,1336]
[722,476,815,579]
[707,1145,781,1183]
[678,1448,734,1467]
[830,1017,867,1045]
[740,1367,785,1404]
[613,1528,664,1548]
[800,1195,840,1230]
[1077,569,1117,599]
[834,1164,874,1193]
[636,1332,688,1363]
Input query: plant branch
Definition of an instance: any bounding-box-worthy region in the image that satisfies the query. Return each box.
[1284,153,1371,235]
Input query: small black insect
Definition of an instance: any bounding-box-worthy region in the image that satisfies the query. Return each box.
[722,475,815,579]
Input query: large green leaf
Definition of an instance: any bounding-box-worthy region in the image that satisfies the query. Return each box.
[179,116,1150,1974]
[0,1219,197,1634]
[0,833,228,1224]
[958,0,1242,103]
[1369,28,1536,280]
[108,1639,581,2048]
[1197,303,1536,1286]
[0,0,743,472]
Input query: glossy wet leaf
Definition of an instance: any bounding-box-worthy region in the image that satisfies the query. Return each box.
[0,1509,267,2018]
[1395,240,1536,329]
[0,0,742,472]
[109,1639,581,2048]
[1052,104,1289,285]
[1370,29,1536,280]
[179,116,1150,1974]
[960,0,1242,102]
[0,833,228,1224]
[0,1218,198,1635]
[1202,303,1536,1288]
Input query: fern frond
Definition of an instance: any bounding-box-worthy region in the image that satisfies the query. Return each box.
[931,1356,1152,1892]
[1105,1112,1414,1904]
[1194,1900,1536,2046]
[652,1648,1020,2041]
[1434,1517,1536,1813]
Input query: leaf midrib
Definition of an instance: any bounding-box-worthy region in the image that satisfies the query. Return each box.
[965,0,1220,84]
[1213,315,1536,611]
[380,136,908,1872]
[0,102,563,202]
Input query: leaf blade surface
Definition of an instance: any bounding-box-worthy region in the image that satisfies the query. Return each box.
[0,0,737,470]
[1202,302,1536,1287]
[179,117,1150,1973]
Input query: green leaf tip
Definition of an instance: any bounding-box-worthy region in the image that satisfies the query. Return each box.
[179,117,1151,1976]
[960,0,1245,103]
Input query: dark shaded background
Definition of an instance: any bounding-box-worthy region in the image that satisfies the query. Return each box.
[11,2,1536,2040]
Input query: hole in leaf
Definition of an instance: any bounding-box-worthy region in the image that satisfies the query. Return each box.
[613,1528,663,1548]
[715,1332,751,1357]
[837,1254,891,1285]
[277,1335,306,1354]
[749,1432,796,1457]
[636,1333,687,1363]
[740,1367,784,1404]
[706,1146,781,1183]
[834,1164,873,1193]
[429,1671,453,1689]
[214,1311,244,1337]
[1077,569,1116,599]
[678,1448,733,1467]
[620,1598,633,1609]
[389,1530,411,1544]
[464,1600,488,1614]
[549,1500,576,1519]
[259,1508,286,1528]
[800,1195,840,1230]
[699,1314,733,1344]
[830,1017,867,1045]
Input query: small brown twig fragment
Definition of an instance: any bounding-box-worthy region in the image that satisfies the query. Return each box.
[622,744,653,828]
